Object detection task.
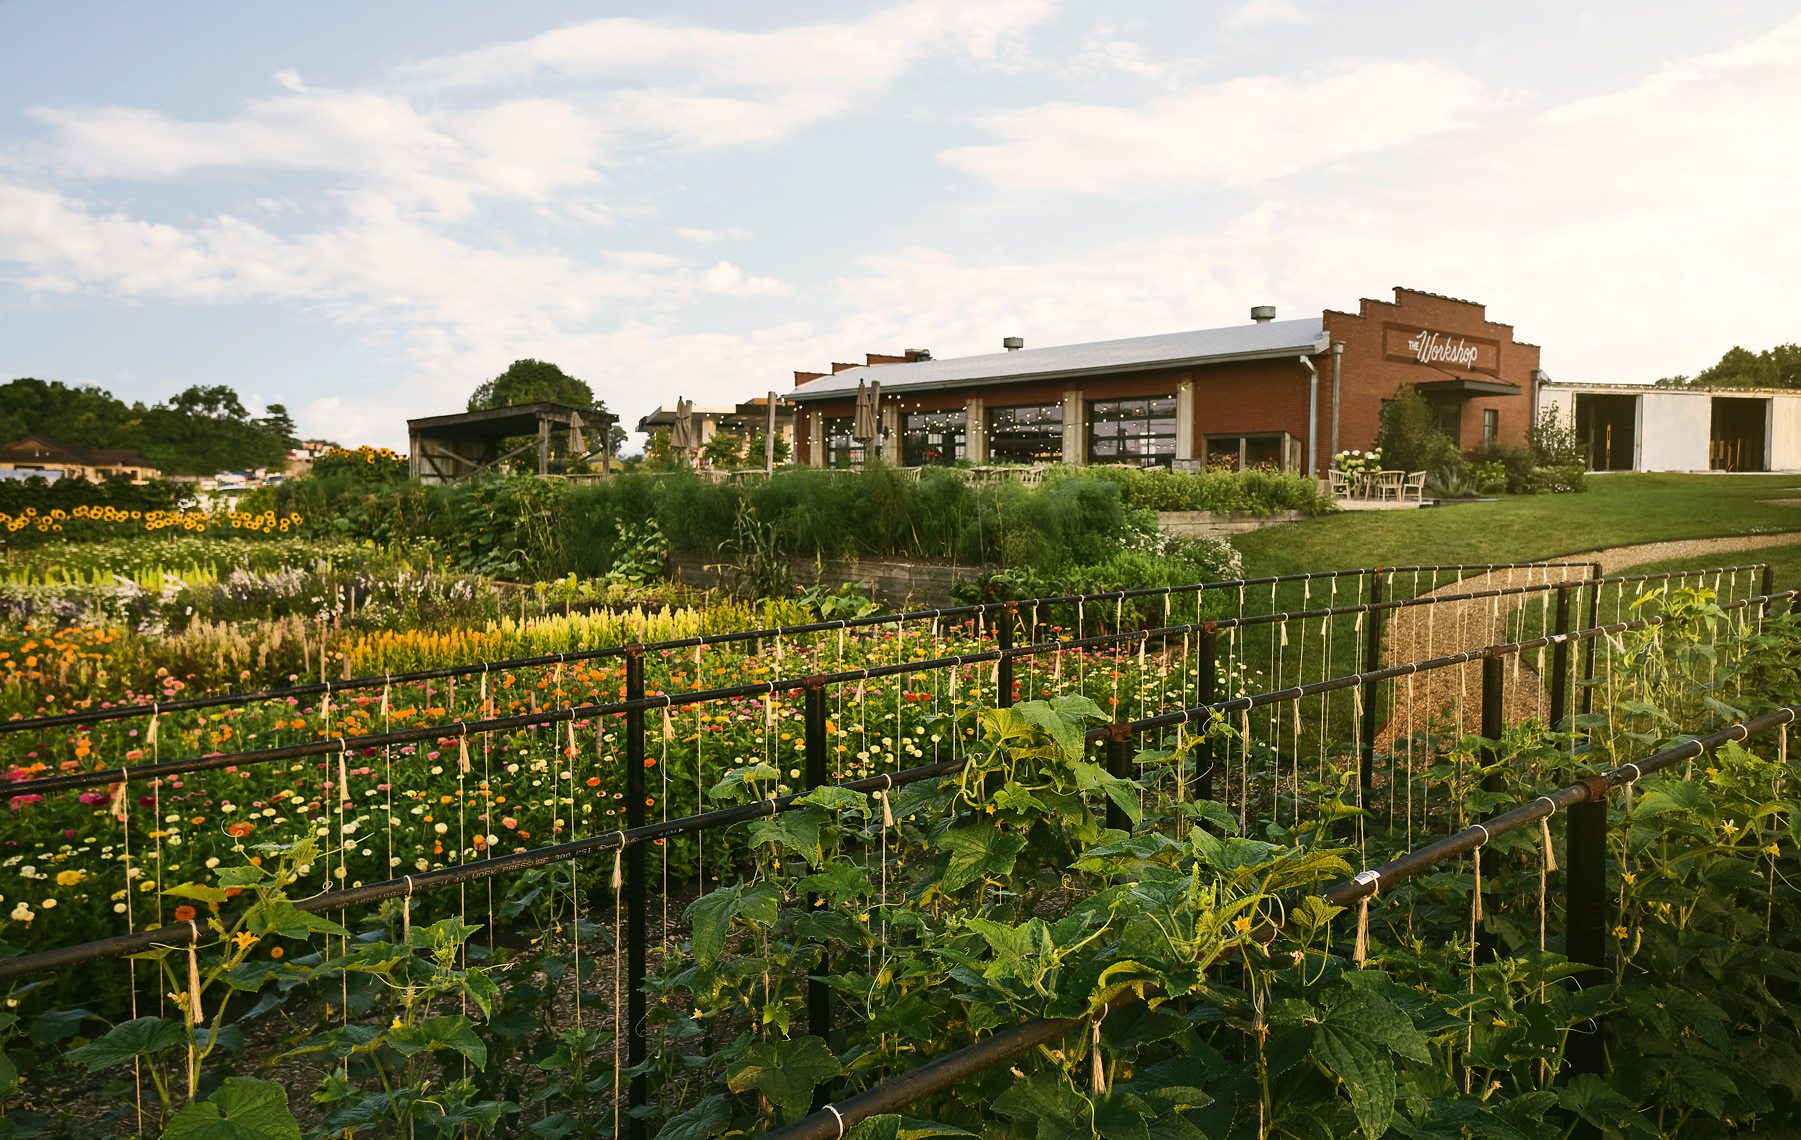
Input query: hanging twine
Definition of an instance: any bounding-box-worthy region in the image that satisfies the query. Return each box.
[764,691,775,729]
[1352,870,1380,967]
[337,742,351,808]
[402,875,414,946]
[1536,798,1559,874]
[662,707,676,741]
[109,772,128,822]
[1090,1011,1108,1094]
[565,717,577,756]
[825,1104,847,1139]
[186,921,204,1027]
[1620,762,1641,816]
[1052,648,1063,682]
[146,708,159,749]
[458,733,472,775]
[611,841,624,893]
[879,774,895,829]
[379,680,390,720]
[1471,824,1489,924]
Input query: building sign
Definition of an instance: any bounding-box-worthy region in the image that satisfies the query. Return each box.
[1383,324,1499,374]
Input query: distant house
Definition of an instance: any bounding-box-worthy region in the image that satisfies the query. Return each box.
[0,436,160,484]
[1540,382,1801,472]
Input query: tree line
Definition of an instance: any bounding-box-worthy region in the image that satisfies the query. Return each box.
[1655,341,1801,389]
[0,378,301,476]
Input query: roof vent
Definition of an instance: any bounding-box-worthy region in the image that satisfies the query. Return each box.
[1002,336,1024,351]
[1250,305,1276,324]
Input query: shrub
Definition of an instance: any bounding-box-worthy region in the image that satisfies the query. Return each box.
[1374,386,1461,474]
[1466,440,1535,493]
[1528,405,1585,467]
[1527,463,1587,493]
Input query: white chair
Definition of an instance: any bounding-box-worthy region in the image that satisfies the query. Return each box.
[1375,470,1405,501]
[1401,470,1428,503]
[1328,470,1350,499]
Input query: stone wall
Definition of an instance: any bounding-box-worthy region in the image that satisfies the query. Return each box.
[669,553,987,608]
[1154,510,1305,538]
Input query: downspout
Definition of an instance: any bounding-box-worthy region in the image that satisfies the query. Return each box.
[1301,355,1319,477]
[1329,341,1344,461]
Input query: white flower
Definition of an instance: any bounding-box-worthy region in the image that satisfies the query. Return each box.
[9,902,31,923]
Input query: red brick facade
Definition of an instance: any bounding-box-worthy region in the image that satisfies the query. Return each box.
[791,287,1540,470]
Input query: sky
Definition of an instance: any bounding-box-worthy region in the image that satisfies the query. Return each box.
[2,1,1798,452]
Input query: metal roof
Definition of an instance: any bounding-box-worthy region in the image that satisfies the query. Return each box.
[788,318,1328,401]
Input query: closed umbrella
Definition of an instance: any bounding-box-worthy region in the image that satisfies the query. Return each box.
[670,398,695,459]
[853,380,880,443]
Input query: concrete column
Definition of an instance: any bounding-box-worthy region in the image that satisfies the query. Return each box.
[965,396,986,463]
[881,405,902,464]
[1175,379,1196,463]
[1061,390,1085,465]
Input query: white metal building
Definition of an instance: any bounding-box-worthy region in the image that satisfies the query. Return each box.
[1538,382,1801,472]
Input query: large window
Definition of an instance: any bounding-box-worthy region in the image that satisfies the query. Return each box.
[986,403,1063,464]
[822,416,878,467]
[901,410,965,466]
[1087,396,1177,467]
[1204,433,1300,473]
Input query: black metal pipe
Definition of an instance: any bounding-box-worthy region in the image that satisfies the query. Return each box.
[997,603,1015,709]
[803,679,832,1042]
[624,648,648,1139]
[1195,626,1217,803]
[1549,584,1572,732]
[1104,729,1131,831]
[1564,789,1608,1080]
[1580,577,1602,718]
[1359,570,1384,790]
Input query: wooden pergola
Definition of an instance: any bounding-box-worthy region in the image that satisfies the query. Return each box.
[406,403,619,485]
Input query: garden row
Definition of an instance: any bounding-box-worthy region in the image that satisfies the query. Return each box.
[0,567,1788,1135]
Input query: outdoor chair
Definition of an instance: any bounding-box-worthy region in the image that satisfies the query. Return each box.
[1401,470,1428,503]
[1374,470,1405,501]
[1328,470,1351,499]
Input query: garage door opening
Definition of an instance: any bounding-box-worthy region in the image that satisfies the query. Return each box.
[1574,394,1638,471]
[1710,397,1768,472]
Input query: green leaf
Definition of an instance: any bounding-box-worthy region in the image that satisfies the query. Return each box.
[797,785,871,817]
[684,882,781,969]
[992,1070,1088,1124]
[657,1094,729,1140]
[799,862,873,905]
[937,819,1028,892]
[726,1035,839,1122]
[1556,1072,1650,1136]
[1309,985,1430,1139]
[28,1006,94,1046]
[162,883,232,905]
[66,1016,185,1072]
[385,1015,488,1070]
[158,1077,302,1140]
[245,899,348,939]
[748,806,828,869]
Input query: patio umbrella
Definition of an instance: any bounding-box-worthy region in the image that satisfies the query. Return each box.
[853,380,880,442]
[670,398,695,458]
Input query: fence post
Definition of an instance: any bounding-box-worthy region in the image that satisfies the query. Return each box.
[1105,726,1132,831]
[1549,584,1573,733]
[802,678,833,1041]
[623,646,649,1138]
[1195,625,1217,804]
[1762,564,1776,619]
[1360,570,1385,791]
[997,603,1016,709]
[1564,776,1609,1085]
[1476,654,1505,964]
[1580,579,1602,718]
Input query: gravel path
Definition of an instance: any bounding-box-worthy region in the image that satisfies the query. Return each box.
[1373,530,1801,753]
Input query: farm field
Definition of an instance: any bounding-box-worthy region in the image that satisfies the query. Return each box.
[0,474,1797,1138]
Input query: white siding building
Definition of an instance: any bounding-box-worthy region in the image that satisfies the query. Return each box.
[1538,382,1801,473]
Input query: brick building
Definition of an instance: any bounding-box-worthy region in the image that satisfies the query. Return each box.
[786,287,1542,475]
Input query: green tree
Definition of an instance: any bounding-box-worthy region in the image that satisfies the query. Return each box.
[467,359,595,412]
[700,431,743,468]
[140,385,288,475]
[258,403,300,449]
[1374,385,1461,474]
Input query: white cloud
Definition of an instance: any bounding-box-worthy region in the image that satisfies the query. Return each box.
[701,260,785,297]
[673,226,752,244]
[1223,0,1306,30]
[939,61,1495,194]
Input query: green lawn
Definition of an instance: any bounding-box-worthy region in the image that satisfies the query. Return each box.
[1234,472,1801,577]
